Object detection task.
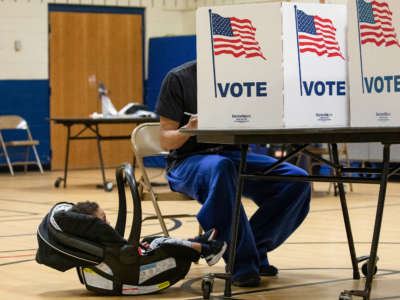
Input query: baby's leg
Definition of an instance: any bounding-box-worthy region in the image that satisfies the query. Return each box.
[149,236,193,250]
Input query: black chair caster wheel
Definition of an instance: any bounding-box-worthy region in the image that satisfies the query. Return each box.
[54,177,62,188]
[339,291,352,300]
[361,261,377,277]
[202,277,214,299]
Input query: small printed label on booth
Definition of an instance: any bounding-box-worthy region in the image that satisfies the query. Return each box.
[315,113,333,122]
[376,112,392,122]
[232,114,251,123]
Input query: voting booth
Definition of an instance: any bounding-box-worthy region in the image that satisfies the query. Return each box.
[196,2,348,129]
[348,0,400,127]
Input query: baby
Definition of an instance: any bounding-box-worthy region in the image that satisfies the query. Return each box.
[70,201,227,266]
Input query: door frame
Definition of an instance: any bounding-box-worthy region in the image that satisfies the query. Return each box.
[48,4,145,169]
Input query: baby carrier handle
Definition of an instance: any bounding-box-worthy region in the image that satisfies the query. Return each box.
[115,163,142,250]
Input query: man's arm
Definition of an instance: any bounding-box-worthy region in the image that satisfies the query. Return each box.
[159,115,197,150]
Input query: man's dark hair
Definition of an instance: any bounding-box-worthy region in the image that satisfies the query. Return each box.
[70,201,99,216]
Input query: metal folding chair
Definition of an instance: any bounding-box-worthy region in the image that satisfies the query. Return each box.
[131,122,201,237]
[0,115,43,175]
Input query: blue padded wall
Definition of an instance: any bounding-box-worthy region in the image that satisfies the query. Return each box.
[0,80,50,165]
[145,35,196,111]
[144,35,196,167]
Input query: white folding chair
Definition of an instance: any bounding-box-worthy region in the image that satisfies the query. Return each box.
[131,122,201,237]
[0,115,43,175]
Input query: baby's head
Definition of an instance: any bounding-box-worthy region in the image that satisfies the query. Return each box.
[70,201,109,225]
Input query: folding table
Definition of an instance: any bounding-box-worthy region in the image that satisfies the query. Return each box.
[52,117,158,191]
[182,127,400,300]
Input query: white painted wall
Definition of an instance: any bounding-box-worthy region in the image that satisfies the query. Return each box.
[0,1,48,79]
[0,0,192,79]
[0,0,347,80]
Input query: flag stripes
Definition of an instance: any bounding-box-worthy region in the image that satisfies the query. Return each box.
[358,0,400,47]
[297,9,344,59]
[211,13,266,60]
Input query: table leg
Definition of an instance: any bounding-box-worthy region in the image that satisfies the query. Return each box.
[54,125,71,188]
[339,144,391,300]
[363,143,390,298]
[63,126,71,187]
[331,143,360,280]
[95,124,111,192]
[224,144,249,298]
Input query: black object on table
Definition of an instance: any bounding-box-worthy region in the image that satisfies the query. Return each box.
[52,117,159,192]
[181,126,400,300]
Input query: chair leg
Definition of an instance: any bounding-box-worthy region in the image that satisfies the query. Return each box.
[198,224,203,236]
[0,142,14,176]
[24,146,29,173]
[150,192,170,237]
[31,145,43,174]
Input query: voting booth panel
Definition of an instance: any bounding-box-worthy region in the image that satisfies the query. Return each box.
[196,2,348,129]
[282,3,348,128]
[197,3,283,129]
[348,0,400,127]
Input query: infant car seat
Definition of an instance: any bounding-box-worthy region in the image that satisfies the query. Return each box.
[36,163,200,295]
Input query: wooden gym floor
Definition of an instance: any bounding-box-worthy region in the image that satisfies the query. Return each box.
[1,167,400,300]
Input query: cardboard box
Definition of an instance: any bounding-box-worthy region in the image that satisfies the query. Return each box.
[348,0,400,127]
[196,2,348,129]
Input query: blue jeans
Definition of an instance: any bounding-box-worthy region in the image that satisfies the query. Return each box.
[166,150,311,278]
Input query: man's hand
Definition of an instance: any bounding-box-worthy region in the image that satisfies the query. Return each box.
[181,114,198,131]
[159,115,197,150]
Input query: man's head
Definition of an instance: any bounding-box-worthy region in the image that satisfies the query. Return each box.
[70,201,109,225]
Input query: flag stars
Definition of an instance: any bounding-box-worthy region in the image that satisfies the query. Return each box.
[358,0,375,24]
[212,14,234,36]
[298,11,317,35]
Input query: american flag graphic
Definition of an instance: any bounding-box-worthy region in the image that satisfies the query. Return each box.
[357,0,400,47]
[211,12,266,60]
[296,9,344,59]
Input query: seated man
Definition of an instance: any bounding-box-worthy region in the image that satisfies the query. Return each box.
[155,60,311,286]
[71,201,227,266]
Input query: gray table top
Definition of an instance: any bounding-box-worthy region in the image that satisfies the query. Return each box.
[181,127,400,144]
